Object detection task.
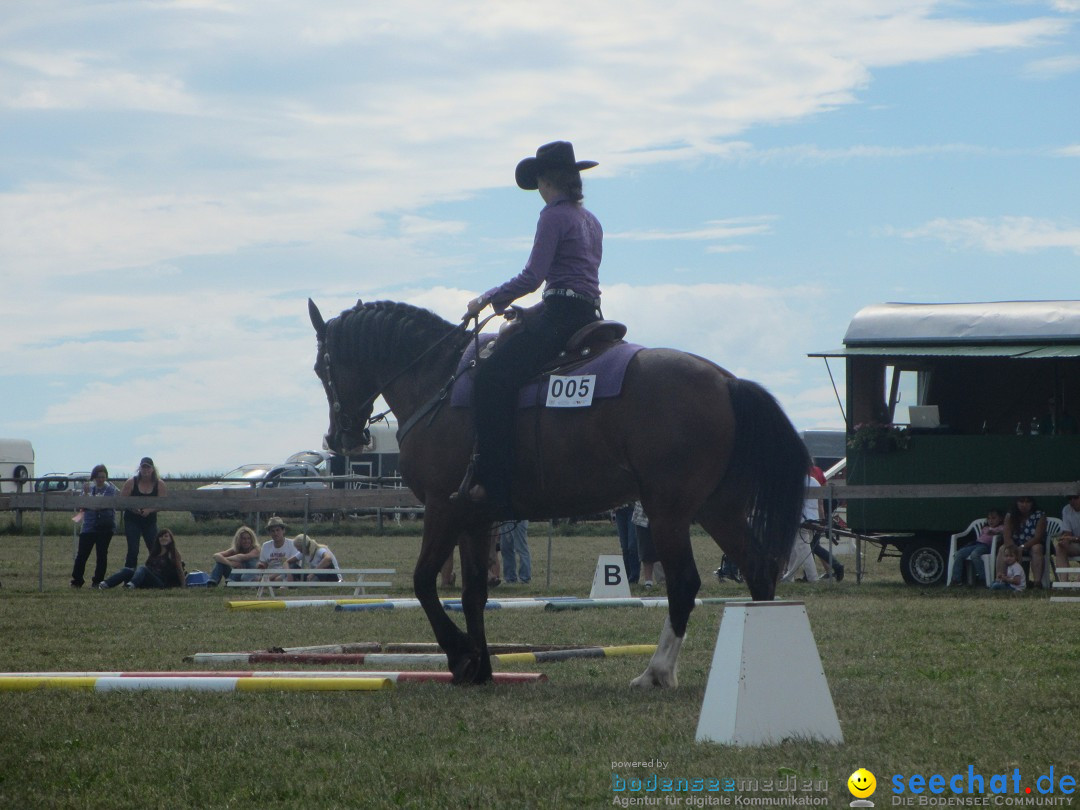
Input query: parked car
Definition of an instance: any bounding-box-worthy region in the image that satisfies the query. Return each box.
[192,462,327,521]
[33,471,91,494]
[284,450,332,473]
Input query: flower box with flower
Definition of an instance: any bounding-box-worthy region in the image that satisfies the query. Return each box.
[847,422,910,453]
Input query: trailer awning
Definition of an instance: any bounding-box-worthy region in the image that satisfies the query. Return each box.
[809,345,1080,359]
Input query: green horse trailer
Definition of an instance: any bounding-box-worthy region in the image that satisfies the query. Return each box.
[811,301,1080,585]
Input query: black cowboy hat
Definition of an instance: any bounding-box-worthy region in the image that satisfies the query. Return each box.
[515,141,598,190]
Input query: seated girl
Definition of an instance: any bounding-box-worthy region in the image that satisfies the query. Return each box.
[207,525,260,586]
[99,528,185,589]
[292,534,342,582]
[950,507,1004,585]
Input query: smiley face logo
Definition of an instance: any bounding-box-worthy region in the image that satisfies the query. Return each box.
[848,769,877,798]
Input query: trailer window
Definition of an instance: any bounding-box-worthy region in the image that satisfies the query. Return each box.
[885,365,922,424]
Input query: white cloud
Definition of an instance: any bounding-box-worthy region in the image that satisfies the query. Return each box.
[899,216,1080,254]
[607,217,776,251]
[747,143,1000,162]
[1,1,1067,282]
[1022,54,1080,79]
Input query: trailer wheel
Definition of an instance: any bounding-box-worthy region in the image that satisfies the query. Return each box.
[900,541,947,586]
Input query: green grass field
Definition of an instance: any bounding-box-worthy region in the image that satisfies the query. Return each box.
[1,517,1077,809]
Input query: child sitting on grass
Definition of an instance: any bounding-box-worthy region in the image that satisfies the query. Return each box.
[989,545,1025,592]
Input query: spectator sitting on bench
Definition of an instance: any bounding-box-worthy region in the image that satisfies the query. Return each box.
[292,534,342,582]
[207,525,260,587]
[257,517,301,580]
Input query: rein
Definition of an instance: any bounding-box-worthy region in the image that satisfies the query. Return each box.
[394,311,500,444]
[325,309,498,444]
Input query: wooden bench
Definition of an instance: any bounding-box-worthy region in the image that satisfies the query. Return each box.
[225,568,396,598]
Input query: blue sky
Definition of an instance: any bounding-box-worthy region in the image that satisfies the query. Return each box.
[2,0,1078,476]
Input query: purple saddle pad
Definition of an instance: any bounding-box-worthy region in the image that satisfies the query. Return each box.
[450,337,644,409]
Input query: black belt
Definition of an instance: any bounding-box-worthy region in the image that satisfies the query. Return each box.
[543,288,600,307]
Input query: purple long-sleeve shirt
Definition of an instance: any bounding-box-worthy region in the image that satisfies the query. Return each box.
[484,197,603,312]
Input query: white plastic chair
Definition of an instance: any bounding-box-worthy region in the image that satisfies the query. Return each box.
[946,519,987,587]
[988,516,1062,589]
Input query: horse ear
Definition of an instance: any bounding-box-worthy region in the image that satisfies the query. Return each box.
[308,298,326,338]
[355,298,363,308]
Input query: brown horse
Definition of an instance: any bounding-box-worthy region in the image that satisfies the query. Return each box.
[308,298,808,687]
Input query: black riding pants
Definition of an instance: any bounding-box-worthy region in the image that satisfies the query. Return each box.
[473,297,599,508]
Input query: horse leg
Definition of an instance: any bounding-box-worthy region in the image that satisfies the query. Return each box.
[696,491,778,601]
[454,521,494,684]
[413,507,472,674]
[631,513,699,689]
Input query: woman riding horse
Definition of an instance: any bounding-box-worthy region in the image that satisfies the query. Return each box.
[462,140,602,514]
[309,296,809,687]
[307,146,809,687]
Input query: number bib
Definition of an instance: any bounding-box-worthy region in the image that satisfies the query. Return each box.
[545,375,596,408]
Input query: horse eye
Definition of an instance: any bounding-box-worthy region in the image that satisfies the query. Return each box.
[333,402,341,413]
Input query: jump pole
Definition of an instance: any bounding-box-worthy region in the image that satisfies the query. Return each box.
[495,645,656,664]
[228,598,392,611]
[0,671,547,684]
[226,595,747,611]
[188,652,449,666]
[0,676,394,692]
[229,596,583,611]
[187,645,656,667]
[332,596,748,613]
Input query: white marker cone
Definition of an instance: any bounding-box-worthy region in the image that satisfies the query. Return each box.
[589,555,632,599]
[696,601,843,746]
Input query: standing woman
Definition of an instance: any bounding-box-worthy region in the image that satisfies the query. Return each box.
[119,457,169,569]
[100,528,185,589]
[462,141,602,513]
[70,464,118,588]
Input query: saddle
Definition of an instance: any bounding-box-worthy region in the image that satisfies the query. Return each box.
[483,303,628,371]
[450,308,641,410]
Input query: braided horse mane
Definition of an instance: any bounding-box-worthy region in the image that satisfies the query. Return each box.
[327,300,460,368]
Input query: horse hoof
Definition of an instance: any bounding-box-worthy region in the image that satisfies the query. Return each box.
[449,652,492,685]
[630,669,678,689]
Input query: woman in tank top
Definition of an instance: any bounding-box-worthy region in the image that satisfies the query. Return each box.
[120,457,169,568]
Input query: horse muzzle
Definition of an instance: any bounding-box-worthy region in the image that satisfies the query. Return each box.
[326,426,371,457]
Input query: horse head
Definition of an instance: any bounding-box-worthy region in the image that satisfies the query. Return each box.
[309,298,374,455]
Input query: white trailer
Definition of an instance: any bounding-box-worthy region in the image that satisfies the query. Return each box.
[0,438,35,493]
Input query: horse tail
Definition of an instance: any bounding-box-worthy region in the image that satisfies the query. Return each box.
[725,378,809,580]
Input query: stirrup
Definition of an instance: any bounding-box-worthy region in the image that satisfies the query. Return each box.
[451,455,480,503]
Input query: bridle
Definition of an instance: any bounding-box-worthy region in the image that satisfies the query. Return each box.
[320,310,497,448]
[321,348,371,446]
